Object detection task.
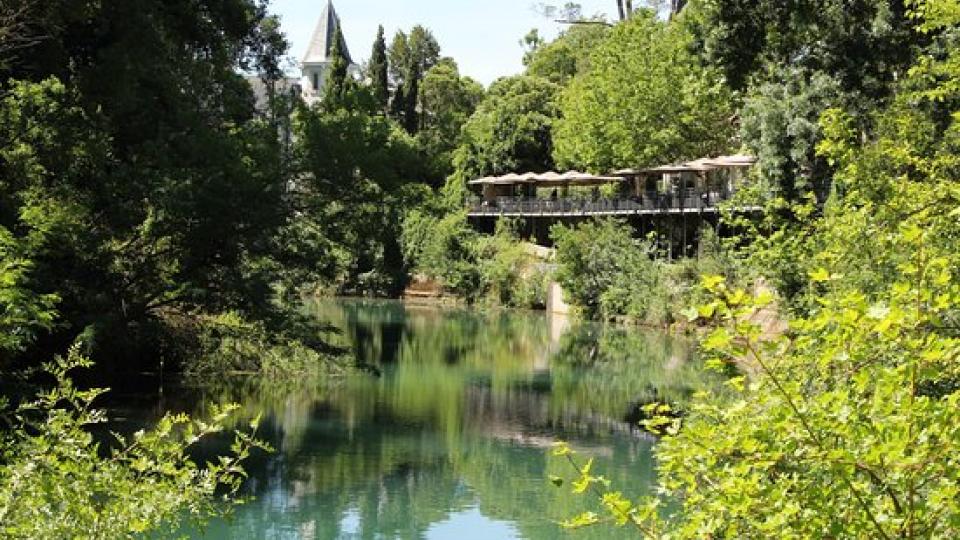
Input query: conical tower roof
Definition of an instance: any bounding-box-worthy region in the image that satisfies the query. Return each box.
[302,1,352,65]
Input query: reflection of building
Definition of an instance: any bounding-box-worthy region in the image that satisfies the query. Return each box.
[247,1,358,110]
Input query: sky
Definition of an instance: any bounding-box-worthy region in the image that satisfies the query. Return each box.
[269,0,621,86]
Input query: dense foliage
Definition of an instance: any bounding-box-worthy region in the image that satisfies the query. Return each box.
[552,220,743,324]
[0,0,310,372]
[452,75,561,181]
[553,10,734,171]
[551,0,960,536]
[0,347,267,538]
[401,211,548,308]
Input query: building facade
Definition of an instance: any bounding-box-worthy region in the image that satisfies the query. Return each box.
[299,0,359,106]
[247,0,358,110]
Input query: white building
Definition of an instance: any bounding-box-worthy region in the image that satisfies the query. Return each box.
[247,0,358,109]
[299,0,359,106]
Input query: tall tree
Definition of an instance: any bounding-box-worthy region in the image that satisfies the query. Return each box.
[523,23,610,85]
[451,75,561,182]
[388,30,409,84]
[407,25,441,75]
[368,25,389,112]
[323,26,351,107]
[418,59,484,183]
[403,59,421,134]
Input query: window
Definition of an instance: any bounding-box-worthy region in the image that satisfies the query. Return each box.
[313,72,319,91]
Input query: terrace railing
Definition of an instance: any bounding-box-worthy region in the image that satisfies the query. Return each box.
[467,189,742,216]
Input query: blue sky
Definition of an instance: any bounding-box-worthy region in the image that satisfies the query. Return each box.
[269,0,620,86]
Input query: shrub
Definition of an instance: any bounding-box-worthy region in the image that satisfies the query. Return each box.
[0,346,268,538]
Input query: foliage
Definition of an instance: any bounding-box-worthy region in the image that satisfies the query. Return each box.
[417,59,485,184]
[0,1,308,371]
[0,345,269,538]
[687,0,922,94]
[400,210,483,300]
[186,311,347,379]
[388,25,441,133]
[401,210,549,308]
[452,75,561,182]
[322,26,352,108]
[685,0,930,197]
[0,227,58,356]
[523,24,610,85]
[551,220,742,324]
[368,25,390,112]
[292,98,423,298]
[740,67,843,201]
[554,2,960,535]
[553,10,734,172]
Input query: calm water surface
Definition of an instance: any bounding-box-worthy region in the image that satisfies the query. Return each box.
[162,299,713,539]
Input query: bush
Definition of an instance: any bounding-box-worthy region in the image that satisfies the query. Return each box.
[552,219,743,325]
[0,346,268,538]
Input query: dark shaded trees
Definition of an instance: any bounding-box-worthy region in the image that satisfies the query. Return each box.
[323,26,351,108]
[368,25,389,112]
[388,25,441,134]
[0,0,307,369]
[684,0,929,201]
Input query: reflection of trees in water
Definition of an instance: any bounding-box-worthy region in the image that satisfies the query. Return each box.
[189,381,656,540]
[177,300,713,539]
[549,323,720,422]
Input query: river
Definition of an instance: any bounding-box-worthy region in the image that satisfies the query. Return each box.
[146,299,714,539]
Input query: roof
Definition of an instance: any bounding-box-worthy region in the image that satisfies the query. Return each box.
[468,171,625,187]
[640,154,758,174]
[245,76,302,112]
[302,1,352,65]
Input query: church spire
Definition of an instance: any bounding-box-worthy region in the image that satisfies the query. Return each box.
[302,0,352,66]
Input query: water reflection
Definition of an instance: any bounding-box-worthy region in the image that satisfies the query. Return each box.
[182,300,715,539]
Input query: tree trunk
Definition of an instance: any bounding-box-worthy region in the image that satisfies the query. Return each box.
[615,0,626,21]
[671,0,687,17]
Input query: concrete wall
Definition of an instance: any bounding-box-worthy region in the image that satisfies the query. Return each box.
[546,281,572,315]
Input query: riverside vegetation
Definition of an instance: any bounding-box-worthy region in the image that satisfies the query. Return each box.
[1,0,959,537]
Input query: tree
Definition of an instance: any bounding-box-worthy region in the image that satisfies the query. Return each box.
[388,30,409,85]
[368,25,389,112]
[323,26,351,108]
[740,67,843,201]
[451,75,561,183]
[0,0,306,370]
[293,85,423,296]
[0,0,46,69]
[551,2,960,535]
[524,23,610,85]
[403,59,421,134]
[418,59,484,183]
[686,0,923,94]
[553,11,734,171]
[387,25,442,131]
[681,1,929,205]
[408,25,441,75]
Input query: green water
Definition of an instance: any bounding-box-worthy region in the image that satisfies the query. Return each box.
[179,299,711,539]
